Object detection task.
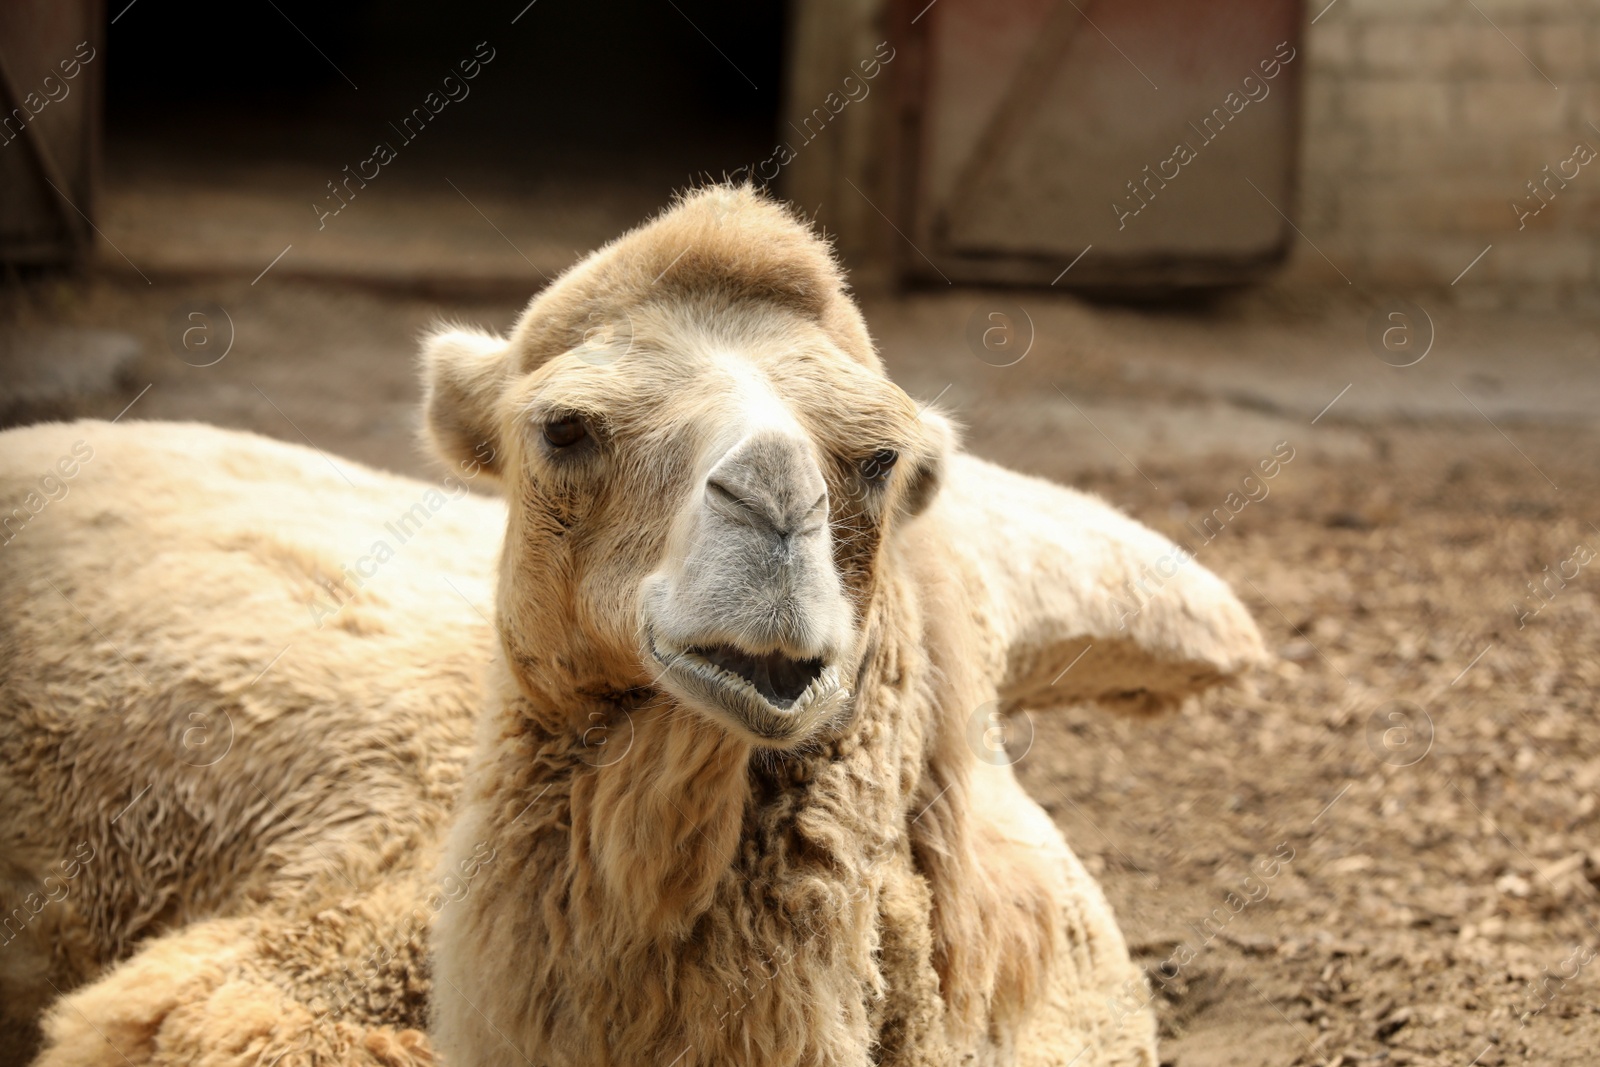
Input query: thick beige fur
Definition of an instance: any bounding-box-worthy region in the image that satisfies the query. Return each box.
[0,421,499,1067]
[2,187,1263,1067]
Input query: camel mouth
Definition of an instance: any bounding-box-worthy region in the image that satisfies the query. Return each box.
[645,630,848,746]
[686,643,825,707]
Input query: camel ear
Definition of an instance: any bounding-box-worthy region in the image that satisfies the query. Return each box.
[934,454,1266,714]
[899,408,955,519]
[421,327,510,481]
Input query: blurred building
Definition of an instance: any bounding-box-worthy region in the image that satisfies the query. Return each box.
[1,0,1596,306]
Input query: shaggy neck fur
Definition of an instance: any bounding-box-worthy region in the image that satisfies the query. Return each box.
[430,535,1000,1067]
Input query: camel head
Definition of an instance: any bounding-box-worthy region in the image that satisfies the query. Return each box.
[421,186,950,749]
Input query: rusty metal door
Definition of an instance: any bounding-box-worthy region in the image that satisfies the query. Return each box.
[0,0,102,267]
[892,0,1304,288]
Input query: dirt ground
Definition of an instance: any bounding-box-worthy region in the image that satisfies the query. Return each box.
[1039,433,1600,1067]
[3,268,1599,1066]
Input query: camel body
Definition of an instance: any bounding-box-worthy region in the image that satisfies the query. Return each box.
[0,418,1259,1067]
[2,187,1262,1067]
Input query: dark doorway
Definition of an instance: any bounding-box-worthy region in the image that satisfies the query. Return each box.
[102,0,788,285]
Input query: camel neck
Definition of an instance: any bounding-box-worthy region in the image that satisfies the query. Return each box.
[434,578,937,1065]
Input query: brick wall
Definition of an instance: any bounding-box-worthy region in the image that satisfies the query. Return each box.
[1297,0,1600,306]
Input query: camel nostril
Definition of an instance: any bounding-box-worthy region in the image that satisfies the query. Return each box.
[704,432,830,536]
[706,478,742,509]
[706,478,778,533]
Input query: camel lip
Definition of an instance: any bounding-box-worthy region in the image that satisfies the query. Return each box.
[644,628,847,743]
[683,642,826,707]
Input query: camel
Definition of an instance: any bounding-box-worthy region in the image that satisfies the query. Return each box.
[1,186,1263,1067]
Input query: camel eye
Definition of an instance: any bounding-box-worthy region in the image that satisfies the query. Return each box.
[859,449,898,482]
[543,416,588,448]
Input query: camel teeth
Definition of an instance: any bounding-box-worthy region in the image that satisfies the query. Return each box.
[654,635,841,716]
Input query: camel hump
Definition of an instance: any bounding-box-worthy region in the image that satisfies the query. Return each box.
[928,452,1266,714]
